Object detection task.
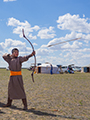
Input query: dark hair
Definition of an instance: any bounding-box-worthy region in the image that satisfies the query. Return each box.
[12,48,19,53]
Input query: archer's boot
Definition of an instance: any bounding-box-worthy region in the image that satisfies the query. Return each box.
[22,98,28,110]
[3,97,12,107]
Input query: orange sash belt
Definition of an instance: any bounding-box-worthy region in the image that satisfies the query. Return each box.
[10,71,22,76]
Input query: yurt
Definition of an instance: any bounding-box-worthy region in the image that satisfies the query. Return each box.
[81,64,90,73]
[35,63,59,74]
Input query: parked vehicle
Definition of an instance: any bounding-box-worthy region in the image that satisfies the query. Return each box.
[27,63,35,71]
[73,67,81,72]
[61,66,68,72]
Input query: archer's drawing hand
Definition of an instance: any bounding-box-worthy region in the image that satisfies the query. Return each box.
[9,54,13,57]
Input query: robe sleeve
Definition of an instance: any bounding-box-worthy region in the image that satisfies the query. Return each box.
[2,54,11,64]
[19,54,33,63]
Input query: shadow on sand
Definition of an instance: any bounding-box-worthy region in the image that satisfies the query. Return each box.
[0,102,76,119]
[0,102,5,114]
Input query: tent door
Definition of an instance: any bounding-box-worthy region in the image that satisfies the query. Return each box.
[38,67,41,73]
[84,67,87,72]
[87,67,89,72]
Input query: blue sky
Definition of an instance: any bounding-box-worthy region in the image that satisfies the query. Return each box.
[0,0,90,67]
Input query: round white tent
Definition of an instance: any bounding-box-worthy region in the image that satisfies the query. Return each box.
[35,63,59,74]
[81,64,90,73]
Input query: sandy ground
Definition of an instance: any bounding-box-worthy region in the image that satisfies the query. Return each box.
[0,69,90,120]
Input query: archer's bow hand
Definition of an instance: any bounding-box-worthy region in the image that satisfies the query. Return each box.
[31,51,35,57]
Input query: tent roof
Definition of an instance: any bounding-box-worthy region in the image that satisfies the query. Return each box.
[38,63,57,67]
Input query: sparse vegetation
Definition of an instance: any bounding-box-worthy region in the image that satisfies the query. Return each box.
[0,69,90,120]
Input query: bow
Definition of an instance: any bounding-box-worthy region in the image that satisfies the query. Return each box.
[22,29,36,82]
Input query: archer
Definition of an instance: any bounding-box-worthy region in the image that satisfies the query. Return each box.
[2,48,35,110]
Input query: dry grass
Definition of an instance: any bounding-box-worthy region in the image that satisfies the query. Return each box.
[0,69,90,120]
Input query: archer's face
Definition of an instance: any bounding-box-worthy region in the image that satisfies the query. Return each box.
[12,50,19,57]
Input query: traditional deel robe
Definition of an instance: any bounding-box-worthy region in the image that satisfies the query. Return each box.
[2,54,30,99]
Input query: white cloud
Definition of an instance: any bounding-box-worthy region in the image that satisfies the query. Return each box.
[7,17,40,39]
[83,14,85,17]
[8,18,30,27]
[33,43,38,46]
[37,26,56,39]
[0,42,4,51]
[41,44,47,48]
[7,18,56,40]
[3,0,16,2]
[82,54,90,58]
[5,38,26,48]
[61,41,82,49]
[32,25,40,31]
[37,48,49,56]
[78,48,90,52]
[57,13,90,33]
[1,39,33,55]
[29,34,37,40]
